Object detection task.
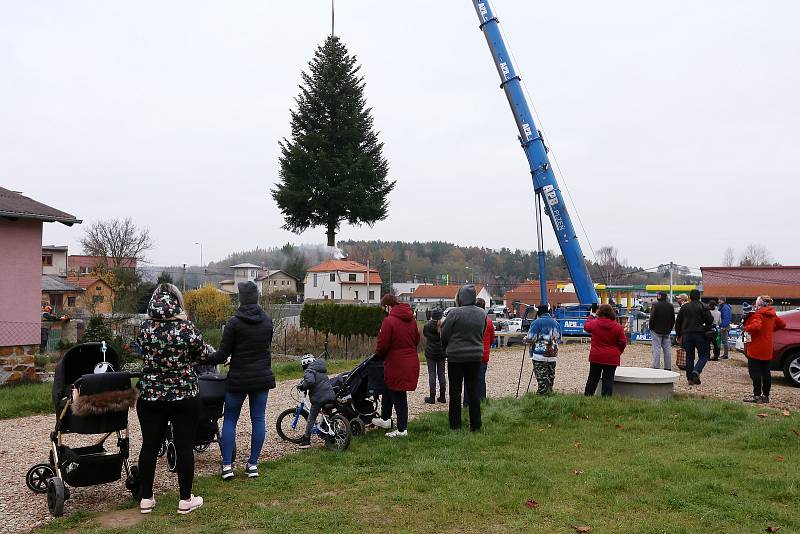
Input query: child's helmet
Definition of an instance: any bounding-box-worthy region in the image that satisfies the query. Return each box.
[301,353,315,369]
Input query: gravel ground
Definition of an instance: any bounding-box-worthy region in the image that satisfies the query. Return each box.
[1,342,797,532]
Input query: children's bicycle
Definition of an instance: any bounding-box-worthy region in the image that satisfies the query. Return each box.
[276,387,352,451]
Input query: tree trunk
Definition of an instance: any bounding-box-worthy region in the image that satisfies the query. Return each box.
[326,225,336,247]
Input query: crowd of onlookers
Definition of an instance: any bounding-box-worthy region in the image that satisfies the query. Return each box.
[128,279,786,516]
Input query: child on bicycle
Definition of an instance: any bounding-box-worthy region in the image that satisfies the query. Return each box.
[297,354,336,449]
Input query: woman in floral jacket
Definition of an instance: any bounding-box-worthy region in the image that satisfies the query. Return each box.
[135,283,205,515]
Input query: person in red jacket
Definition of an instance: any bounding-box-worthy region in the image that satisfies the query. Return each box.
[371,294,420,438]
[583,304,627,396]
[743,295,786,404]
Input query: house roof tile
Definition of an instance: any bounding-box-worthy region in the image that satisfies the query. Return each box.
[65,275,110,290]
[307,259,380,274]
[411,284,486,299]
[701,266,800,299]
[0,187,81,225]
[42,275,82,292]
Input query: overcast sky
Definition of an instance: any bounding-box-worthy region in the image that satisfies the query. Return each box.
[2,1,798,271]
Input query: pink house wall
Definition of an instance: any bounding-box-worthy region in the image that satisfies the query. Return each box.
[0,218,43,346]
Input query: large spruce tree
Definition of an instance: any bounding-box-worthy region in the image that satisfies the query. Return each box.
[272,35,395,247]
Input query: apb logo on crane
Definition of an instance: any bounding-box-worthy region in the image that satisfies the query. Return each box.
[542,185,566,231]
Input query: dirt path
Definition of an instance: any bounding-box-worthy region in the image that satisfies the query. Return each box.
[1,343,797,532]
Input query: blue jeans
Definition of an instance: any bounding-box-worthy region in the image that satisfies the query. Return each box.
[682,332,709,378]
[464,362,488,406]
[221,389,269,466]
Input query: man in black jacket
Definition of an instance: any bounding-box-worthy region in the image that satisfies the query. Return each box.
[203,281,276,480]
[675,289,714,385]
[649,291,675,369]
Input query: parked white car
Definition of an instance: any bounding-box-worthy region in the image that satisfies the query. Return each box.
[505,318,523,332]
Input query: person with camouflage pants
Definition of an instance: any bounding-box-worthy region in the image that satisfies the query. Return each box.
[524,304,562,395]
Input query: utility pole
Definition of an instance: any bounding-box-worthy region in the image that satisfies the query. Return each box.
[182,263,187,292]
[668,261,674,303]
[331,0,335,36]
[366,258,370,304]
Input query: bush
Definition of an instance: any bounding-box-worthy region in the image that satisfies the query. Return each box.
[202,328,223,350]
[300,303,384,338]
[184,284,234,330]
[80,315,135,366]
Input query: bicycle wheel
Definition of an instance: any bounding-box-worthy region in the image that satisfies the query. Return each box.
[324,414,352,452]
[276,407,309,444]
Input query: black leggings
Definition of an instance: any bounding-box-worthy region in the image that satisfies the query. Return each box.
[448,361,481,430]
[584,363,617,396]
[137,396,201,500]
[381,389,409,432]
[747,358,772,397]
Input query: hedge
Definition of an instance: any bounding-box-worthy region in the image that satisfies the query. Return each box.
[300,302,384,338]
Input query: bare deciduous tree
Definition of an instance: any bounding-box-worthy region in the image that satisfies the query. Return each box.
[80,217,153,266]
[722,247,737,267]
[594,246,627,284]
[739,243,773,266]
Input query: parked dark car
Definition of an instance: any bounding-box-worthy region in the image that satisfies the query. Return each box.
[770,309,800,387]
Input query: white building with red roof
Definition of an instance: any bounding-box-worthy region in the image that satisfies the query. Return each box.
[303,259,382,304]
[410,284,492,311]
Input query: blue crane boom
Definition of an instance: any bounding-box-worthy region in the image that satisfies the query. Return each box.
[471,0,599,306]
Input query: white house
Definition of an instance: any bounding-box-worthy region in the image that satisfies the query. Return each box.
[303,259,382,304]
[42,245,68,276]
[410,284,492,311]
[392,282,431,303]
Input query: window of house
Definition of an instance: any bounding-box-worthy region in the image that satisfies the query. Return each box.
[369,291,375,301]
[42,254,53,266]
[313,273,318,287]
[330,290,335,299]
[330,273,335,282]
[348,273,356,282]
[355,290,359,300]
[96,286,103,291]
[93,295,105,303]
[67,296,76,307]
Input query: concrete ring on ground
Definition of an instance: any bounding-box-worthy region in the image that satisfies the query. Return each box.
[595,366,681,399]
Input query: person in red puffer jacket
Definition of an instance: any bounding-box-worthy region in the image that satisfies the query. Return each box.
[743,295,786,404]
[583,304,627,396]
[371,294,420,438]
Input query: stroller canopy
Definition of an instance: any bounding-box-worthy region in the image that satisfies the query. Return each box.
[53,342,121,409]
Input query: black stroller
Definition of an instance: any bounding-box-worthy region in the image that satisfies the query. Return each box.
[330,354,386,435]
[158,365,231,470]
[25,342,140,517]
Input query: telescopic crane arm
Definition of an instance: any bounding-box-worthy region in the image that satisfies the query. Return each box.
[471,0,598,306]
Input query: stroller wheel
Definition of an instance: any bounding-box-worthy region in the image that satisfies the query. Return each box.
[47,477,66,517]
[349,418,365,436]
[125,465,141,500]
[193,443,210,453]
[26,463,54,494]
[166,442,177,472]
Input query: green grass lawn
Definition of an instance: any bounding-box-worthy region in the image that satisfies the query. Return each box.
[0,381,53,419]
[0,361,356,421]
[41,395,800,533]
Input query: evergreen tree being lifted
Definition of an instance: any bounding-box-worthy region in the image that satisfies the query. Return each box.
[272,35,395,247]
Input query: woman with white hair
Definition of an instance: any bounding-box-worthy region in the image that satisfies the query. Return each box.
[135,283,206,515]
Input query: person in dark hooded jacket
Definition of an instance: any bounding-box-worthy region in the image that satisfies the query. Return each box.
[202,281,276,480]
[422,307,446,404]
[298,354,336,448]
[371,294,420,438]
[440,284,485,431]
[135,283,205,515]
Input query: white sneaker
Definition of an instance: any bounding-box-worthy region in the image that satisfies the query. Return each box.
[386,429,408,438]
[140,496,156,514]
[371,417,392,429]
[177,494,203,515]
[244,463,259,478]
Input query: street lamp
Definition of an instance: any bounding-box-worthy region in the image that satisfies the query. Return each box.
[194,242,203,268]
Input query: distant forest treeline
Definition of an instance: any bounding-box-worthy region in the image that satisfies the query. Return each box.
[157,241,698,297]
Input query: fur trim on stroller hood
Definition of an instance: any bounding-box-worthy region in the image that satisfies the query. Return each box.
[147,283,188,321]
[71,387,138,416]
